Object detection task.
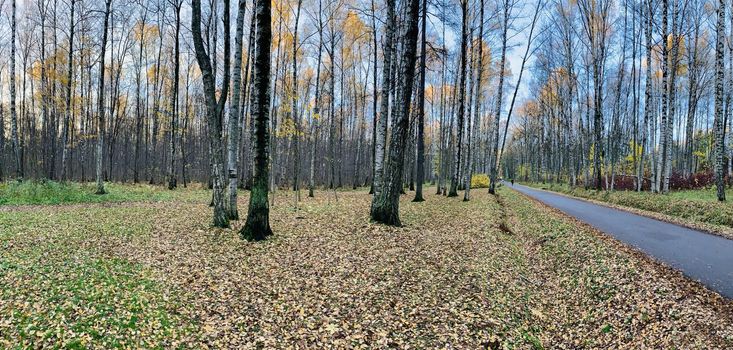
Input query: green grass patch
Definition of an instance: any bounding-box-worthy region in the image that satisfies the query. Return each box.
[0,180,208,206]
[0,206,196,348]
[1,257,188,349]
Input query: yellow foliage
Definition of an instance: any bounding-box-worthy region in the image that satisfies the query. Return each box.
[519,99,539,117]
[343,11,368,42]
[424,84,435,101]
[625,140,643,162]
[277,117,302,138]
[134,22,160,45]
[470,174,490,188]
[273,0,292,23]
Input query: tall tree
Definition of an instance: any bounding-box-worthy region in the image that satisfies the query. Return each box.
[489,0,509,195]
[497,0,542,183]
[38,0,50,179]
[578,0,609,190]
[167,0,183,190]
[192,0,232,228]
[684,2,701,177]
[370,0,395,207]
[413,0,427,203]
[95,0,113,194]
[59,0,75,181]
[133,7,148,184]
[655,0,669,193]
[638,0,652,191]
[465,0,485,201]
[370,0,421,225]
[713,0,726,201]
[447,0,469,197]
[309,0,324,198]
[291,0,303,203]
[227,0,247,219]
[240,0,274,240]
[10,0,21,181]
[369,0,378,195]
[661,0,681,193]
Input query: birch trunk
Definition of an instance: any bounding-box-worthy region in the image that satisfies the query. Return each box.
[370,0,394,205]
[168,3,182,190]
[413,0,427,203]
[638,0,652,191]
[291,0,303,203]
[663,3,680,193]
[489,0,508,195]
[227,0,247,220]
[655,0,669,193]
[714,0,727,201]
[59,0,74,181]
[192,0,231,228]
[95,0,112,194]
[447,0,468,197]
[370,0,421,225]
[466,0,484,200]
[309,0,323,198]
[369,0,378,194]
[10,0,21,181]
[241,0,274,240]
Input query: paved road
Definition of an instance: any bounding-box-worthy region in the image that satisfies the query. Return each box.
[506,182,733,299]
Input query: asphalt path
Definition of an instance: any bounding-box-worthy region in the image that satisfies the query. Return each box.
[506,182,733,299]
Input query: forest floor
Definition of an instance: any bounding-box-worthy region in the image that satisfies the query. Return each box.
[2,183,733,348]
[521,181,733,239]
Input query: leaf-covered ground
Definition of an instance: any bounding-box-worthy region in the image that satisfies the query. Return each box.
[523,182,733,238]
[1,185,732,348]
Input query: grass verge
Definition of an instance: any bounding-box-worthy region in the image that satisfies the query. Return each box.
[0,180,208,206]
[522,182,733,237]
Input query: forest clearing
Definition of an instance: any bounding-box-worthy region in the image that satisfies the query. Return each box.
[1,184,732,348]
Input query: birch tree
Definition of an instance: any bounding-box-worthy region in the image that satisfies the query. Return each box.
[713,0,726,201]
[369,0,394,212]
[59,0,75,181]
[95,0,112,195]
[447,0,468,197]
[241,0,274,240]
[226,0,247,219]
[413,0,427,203]
[192,0,232,228]
[10,0,21,181]
[370,0,421,225]
[489,0,511,195]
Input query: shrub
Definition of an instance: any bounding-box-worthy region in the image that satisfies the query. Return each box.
[609,175,637,191]
[669,170,720,190]
[471,174,490,188]
[582,170,721,191]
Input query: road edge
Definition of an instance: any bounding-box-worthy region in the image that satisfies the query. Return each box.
[502,186,733,307]
[511,183,733,241]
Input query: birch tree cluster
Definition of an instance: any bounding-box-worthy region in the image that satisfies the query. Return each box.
[503,0,731,201]
[14,0,717,234]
